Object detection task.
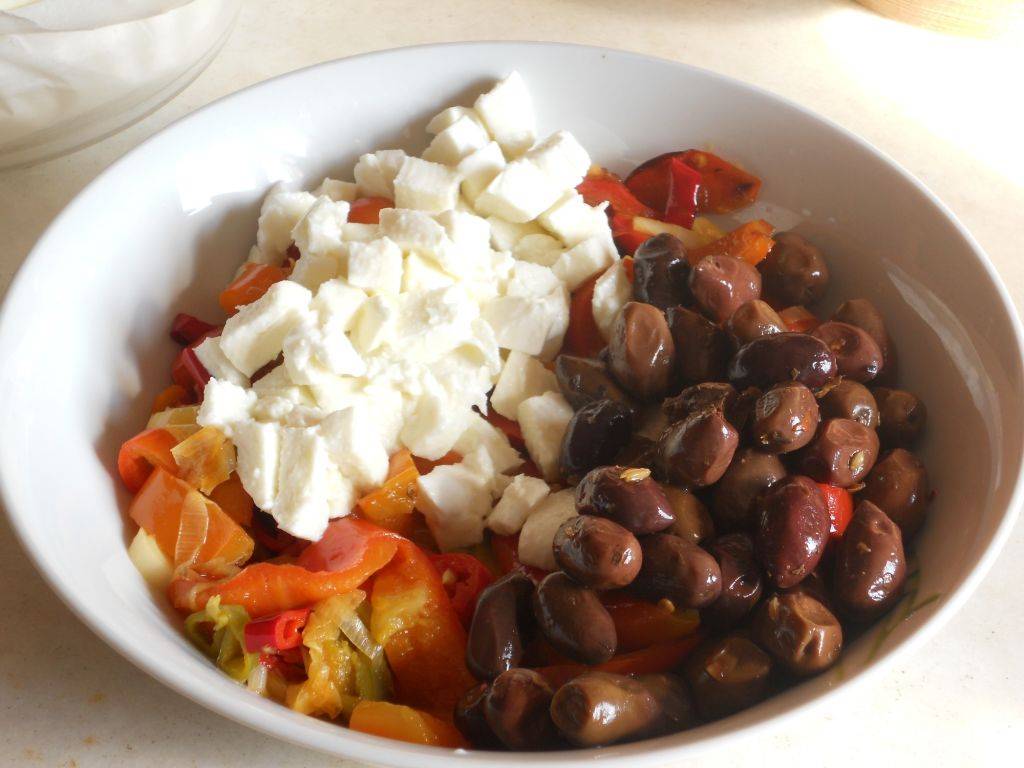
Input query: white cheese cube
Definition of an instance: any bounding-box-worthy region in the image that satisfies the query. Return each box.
[193,337,249,387]
[350,293,398,354]
[435,209,492,255]
[353,149,406,198]
[552,234,618,291]
[461,317,504,378]
[416,460,491,551]
[525,130,591,190]
[539,286,570,362]
[312,279,367,331]
[401,370,473,460]
[394,285,478,364]
[422,115,490,166]
[362,381,406,454]
[291,196,350,257]
[490,350,559,419]
[474,71,536,158]
[251,365,309,404]
[457,141,506,204]
[378,208,448,253]
[426,105,485,135]
[393,156,462,214]
[506,260,562,299]
[320,406,389,491]
[232,420,280,510]
[517,391,573,481]
[219,281,313,376]
[487,474,550,536]
[289,253,340,291]
[402,252,454,293]
[314,178,358,202]
[475,160,564,224]
[256,185,317,259]
[453,412,523,474]
[538,192,609,247]
[345,237,403,295]
[481,295,552,356]
[273,427,331,540]
[197,379,256,435]
[308,375,363,413]
[283,318,365,385]
[325,469,356,520]
[517,489,577,570]
[341,222,380,242]
[514,233,564,267]
[487,216,544,251]
[592,261,632,341]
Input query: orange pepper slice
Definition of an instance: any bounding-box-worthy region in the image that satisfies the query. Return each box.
[349,701,469,748]
[219,263,288,316]
[687,220,774,267]
[117,428,180,493]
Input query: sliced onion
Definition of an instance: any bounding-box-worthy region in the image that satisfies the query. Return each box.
[174,491,209,566]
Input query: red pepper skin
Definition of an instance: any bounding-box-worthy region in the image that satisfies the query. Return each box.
[348,197,393,225]
[428,553,494,629]
[170,313,218,346]
[171,346,211,397]
[664,158,702,228]
[577,168,655,218]
[489,534,549,583]
[817,483,854,540]
[244,608,311,653]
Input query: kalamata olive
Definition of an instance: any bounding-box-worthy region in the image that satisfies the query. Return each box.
[750,382,820,453]
[658,407,739,487]
[555,355,636,412]
[550,672,661,746]
[833,500,907,621]
[533,572,617,664]
[614,435,658,469]
[667,305,733,384]
[820,379,879,428]
[861,448,931,537]
[689,254,762,324]
[559,399,634,478]
[632,233,693,310]
[701,533,764,630]
[727,299,786,344]
[760,232,830,307]
[780,569,832,608]
[684,635,773,720]
[662,381,758,431]
[796,418,879,487]
[553,516,642,590]
[833,298,891,364]
[635,674,698,734]
[485,668,559,750]
[608,302,676,401]
[454,682,500,748]
[633,534,722,609]
[755,475,830,588]
[727,332,837,390]
[467,572,535,681]
[575,465,676,534]
[662,486,715,543]
[752,592,843,676]
[873,387,927,448]
[710,448,787,532]
[812,321,883,383]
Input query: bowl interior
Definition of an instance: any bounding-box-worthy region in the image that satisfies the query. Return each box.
[1,42,1021,767]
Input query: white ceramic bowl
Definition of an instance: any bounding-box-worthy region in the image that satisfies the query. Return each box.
[1,42,1021,767]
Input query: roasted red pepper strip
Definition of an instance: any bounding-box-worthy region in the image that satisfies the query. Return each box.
[687,219,774,267]
[429,553,495,629]
[171,346,211,397]
[117,428,179,492]
[577,167,654,218]
[817,483,854,540]
[219,263,288,316]
[779,305,820,334]
[348,196,393,225]
[679,150,761,214]
[601,595,701,653]
[536,636,702,688]
[563,273,605,358]
[624,155,702,228]
[170,313,218,346]
[490,534,549,583]
[244,608,311,652]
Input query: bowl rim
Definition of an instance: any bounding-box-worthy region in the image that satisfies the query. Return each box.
[2,40,1022,767]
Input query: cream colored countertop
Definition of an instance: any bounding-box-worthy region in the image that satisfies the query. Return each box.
[2,1,1022,765]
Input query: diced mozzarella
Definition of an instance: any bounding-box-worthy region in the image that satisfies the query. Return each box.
[353,149,407,198]
[307,375,363,413]
[435,209,492,255]
[314,178,358,202]
[289,253,340,291]
[378,208,448,253]
[362,381,406,454]
[416,459,491,551]
[341,222,380,242]
[400,369,473,460]
[457,141,506,204]
[250,365,308,403]
[402,252,454,293]
[219,281,313,376]
[539,285,570,362]
[320,406,389,491]
[193,337,249,387]
[460,317,504,378]
[283,316,365,385]
[475,160,564,224]
[517,391,573,481]
[197,379,256,434]
[552,234,618,291]
[525,130,591,190]
[453,411,523,474]
[291,196,349,257]
[393,157,462,214]
[506,260,562,299]
[345,237,403,295]
[473,71,536,157]
[514,233,564,267]
[490,350,559,419]
[312,279,367,330]
[517,489,577,570]
[592,260,632,340]
[422,115,490,165]
[232,420,280,510]
[273,427,331,540]
[481,295,553,356]
[350,293,398,354]
[538,192,609,247]
[324,469,356,520]
[393,285,478,364]
[487,474,550,536]
[487,216,544,251]
[256,185,317,259]
[425,105,485,135]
